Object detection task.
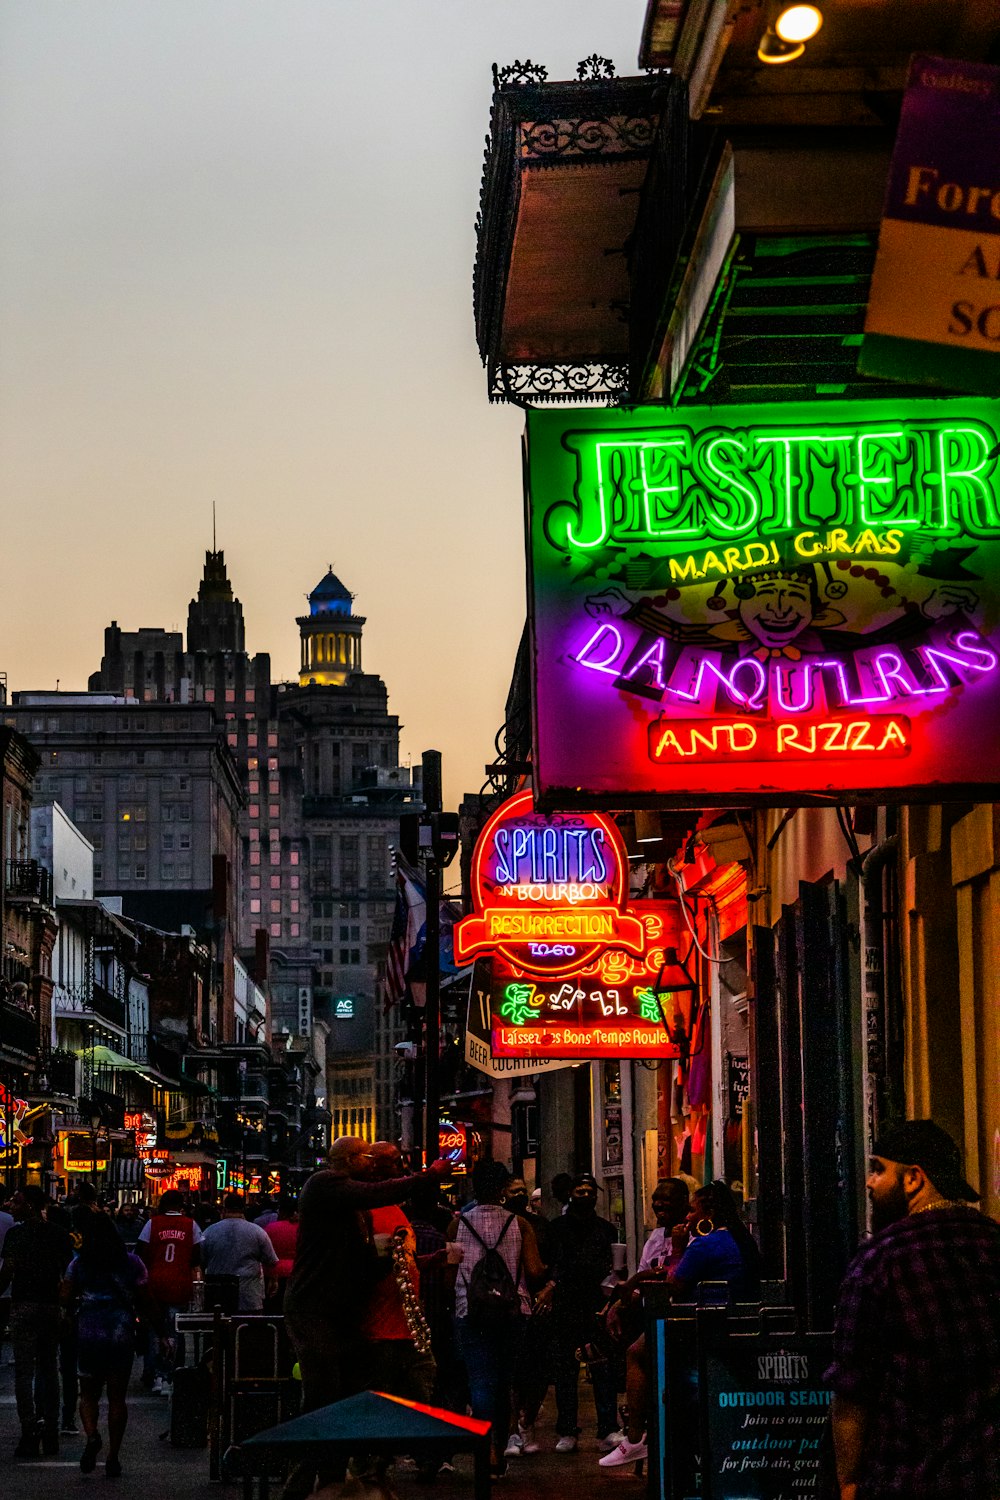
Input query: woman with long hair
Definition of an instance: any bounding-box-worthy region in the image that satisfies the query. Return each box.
[63,1209,158,1479]
[600,1180,762,1470]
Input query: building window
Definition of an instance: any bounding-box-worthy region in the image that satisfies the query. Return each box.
[270,851,280,866]
[94,863,103,881]
[178,832,191,850]
[267,734,278,748]
[270,899,281,914]
[340,948,361,965]
[268,780,279,796]
[205,689,215,703]
[250,874,260,890]
[290,851,299,866]
[250,899,261,914]
[270,875,280,890]
[134,833,146,851]
[245,688,255,703]
[135,864,147,880]
[249,828,259,842]
[92,835,104,852]
[290,875,299,890]
[178,805,191,822]
[290,923,300,937]
[249,780,259,795]
[225,689,236,704]
[178,777,190,792]
[162,832,174,850]
[269,804,279,819]
[177,861,191,880]
[250,851,261,867]
[270,922,281,937]
[162,804,174,822]
[227,735,238,748]
[247,734,258,748]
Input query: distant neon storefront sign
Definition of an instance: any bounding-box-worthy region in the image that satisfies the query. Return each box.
[456,792,687,1059]
[526,399,1000,805]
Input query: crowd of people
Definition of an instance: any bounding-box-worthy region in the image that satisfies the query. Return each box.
[2,1115,998,1499]
[0,1179,299,1475]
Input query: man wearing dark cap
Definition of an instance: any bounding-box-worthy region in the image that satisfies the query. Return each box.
[827,1119,1000,1500]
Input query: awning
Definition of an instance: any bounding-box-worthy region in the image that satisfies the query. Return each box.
[76,1044,146,1072]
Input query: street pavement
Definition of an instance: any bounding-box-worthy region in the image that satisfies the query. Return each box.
[0,1356,644,1500]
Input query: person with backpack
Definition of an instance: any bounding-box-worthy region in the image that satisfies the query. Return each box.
[450,1159,545,1478]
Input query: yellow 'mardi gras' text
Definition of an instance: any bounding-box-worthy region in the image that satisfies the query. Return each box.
[668,528,904,583]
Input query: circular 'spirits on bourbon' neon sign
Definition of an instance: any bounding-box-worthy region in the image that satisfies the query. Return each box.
[454,790,645,979]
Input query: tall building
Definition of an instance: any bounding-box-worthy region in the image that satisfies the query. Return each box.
[69,554,416,1135]
[6,696,244,1042]
[276,570,417,1115]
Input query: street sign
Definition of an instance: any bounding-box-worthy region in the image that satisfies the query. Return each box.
[525,399,1000,806]
[861,55,1000,396]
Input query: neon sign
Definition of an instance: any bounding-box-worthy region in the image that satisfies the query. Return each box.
[649,715,911,763]
[458,794,691,1059]
[526,398,1000,805]
[455,791,645,977]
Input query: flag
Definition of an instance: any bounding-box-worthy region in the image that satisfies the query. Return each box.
[383,861,426,1010]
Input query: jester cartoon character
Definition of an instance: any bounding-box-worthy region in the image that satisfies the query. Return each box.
[585,546,980,669]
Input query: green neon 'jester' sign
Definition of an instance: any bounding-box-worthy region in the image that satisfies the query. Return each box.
[544,416,1000,552]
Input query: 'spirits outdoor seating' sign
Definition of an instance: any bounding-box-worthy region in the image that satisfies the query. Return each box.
[525,399,1000,806]
[455,791,687,1059]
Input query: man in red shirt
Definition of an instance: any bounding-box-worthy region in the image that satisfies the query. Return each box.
[363,1143,436,1405]
[137,1190,202,1393]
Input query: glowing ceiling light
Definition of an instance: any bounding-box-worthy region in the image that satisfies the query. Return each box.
[775,4,824,42]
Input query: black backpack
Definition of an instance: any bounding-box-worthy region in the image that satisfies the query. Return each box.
[463,1213,521,1328]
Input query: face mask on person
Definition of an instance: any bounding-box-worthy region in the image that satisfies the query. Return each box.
[569,1189,597,1216]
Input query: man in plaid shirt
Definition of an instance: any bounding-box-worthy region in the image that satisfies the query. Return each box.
[826,1120,1000,1500]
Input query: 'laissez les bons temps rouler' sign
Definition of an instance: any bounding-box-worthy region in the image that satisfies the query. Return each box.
[525,398,1000,806]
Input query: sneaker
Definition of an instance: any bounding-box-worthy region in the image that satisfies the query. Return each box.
[62,1419,80,1436]
[438,1462,456,1475]
[555,1435,578,1454]
[519,1425,539,1454]
[503,1433,524,1459]
[150,1378,166,1396]
[599,1435,648,1468]
[598,1429,626,1452]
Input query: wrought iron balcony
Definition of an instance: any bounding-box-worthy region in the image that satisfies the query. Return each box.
[5,860,53,907]
[53,983,126,1032]
[0,996,38,1058]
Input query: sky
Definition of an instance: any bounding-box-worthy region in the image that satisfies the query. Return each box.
[0,0,646,805]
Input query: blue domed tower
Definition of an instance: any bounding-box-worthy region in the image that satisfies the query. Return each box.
[296,567,366,687]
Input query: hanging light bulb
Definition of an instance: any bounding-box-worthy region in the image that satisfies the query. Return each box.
[775,4,824,42]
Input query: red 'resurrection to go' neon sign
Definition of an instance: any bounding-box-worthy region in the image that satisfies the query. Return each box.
[456,792,689,1060]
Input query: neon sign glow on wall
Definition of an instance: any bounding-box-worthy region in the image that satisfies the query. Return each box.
[526,398,1000,806]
